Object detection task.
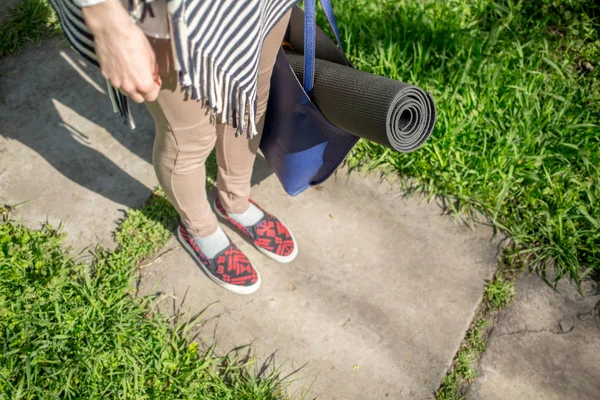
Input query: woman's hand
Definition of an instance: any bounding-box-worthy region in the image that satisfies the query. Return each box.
[82,0,161,103]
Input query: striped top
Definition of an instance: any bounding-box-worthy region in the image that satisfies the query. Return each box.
[48,0,297,137]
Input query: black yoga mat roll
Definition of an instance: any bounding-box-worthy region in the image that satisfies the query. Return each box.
[285,53,436,153]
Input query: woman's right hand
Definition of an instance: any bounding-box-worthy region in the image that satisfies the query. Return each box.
[82,0,161,103]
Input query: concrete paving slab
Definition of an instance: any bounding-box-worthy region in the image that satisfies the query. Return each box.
[0,40,158,250]
[469,274,600,400]
[137,160,500,400]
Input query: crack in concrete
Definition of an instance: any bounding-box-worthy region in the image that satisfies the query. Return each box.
[497,310,600,337]
[498,304,600,338]
[496,327,559,337]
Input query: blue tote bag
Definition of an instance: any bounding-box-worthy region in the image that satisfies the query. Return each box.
[260,0,359,196]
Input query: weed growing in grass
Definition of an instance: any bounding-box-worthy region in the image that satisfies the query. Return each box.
[465,320,487,354]
[436,319,489,400]
[0,190,291,399]
[454,351,477,383]
[436,372,463,400]
[485,278,515,311]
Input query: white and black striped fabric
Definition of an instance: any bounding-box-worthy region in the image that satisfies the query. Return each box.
[48,0,297,135]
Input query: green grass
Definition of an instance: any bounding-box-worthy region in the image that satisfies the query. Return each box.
[435,259,517,399]
[0,0,61,57]
[484,277,515,310]
[435,275,515,400]
[0,189,291,399]
[436,319,488,400]
[334,0,600,285]
[435,271,514,400]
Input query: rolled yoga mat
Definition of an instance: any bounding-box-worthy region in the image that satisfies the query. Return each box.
[285,53,436,153]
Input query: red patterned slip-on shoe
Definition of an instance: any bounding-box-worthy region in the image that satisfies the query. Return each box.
[176,224,261,294]
[214,196,298,263]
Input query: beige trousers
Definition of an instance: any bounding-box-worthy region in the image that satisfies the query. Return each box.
[145,12,290,238]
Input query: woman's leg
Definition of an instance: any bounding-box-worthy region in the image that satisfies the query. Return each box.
[215,11,292,214]
[212,11,297,263]
[145,38,219,238]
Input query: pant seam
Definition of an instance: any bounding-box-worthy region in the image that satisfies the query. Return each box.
[219,128,234,213]
[167,129,185,224]
[152,102,193,234]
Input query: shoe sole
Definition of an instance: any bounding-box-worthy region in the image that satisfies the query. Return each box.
[214,201,299,264]
[176,227,261,295]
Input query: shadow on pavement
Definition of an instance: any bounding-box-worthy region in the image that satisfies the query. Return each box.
[0,40,273,211]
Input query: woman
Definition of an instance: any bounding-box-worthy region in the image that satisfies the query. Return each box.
[55,0,299,294]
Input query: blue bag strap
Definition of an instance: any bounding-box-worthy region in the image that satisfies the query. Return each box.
[303,0,317,96]
[302,0,343,95]
[318,0,343,50]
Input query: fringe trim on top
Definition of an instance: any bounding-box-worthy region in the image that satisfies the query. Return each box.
[167,0,259,139]
[106,0,295,138]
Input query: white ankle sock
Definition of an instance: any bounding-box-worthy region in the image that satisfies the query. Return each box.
[229,203,264,227]
[193,226,230,259]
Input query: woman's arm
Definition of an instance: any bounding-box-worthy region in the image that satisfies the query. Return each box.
[81,0,161,103]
